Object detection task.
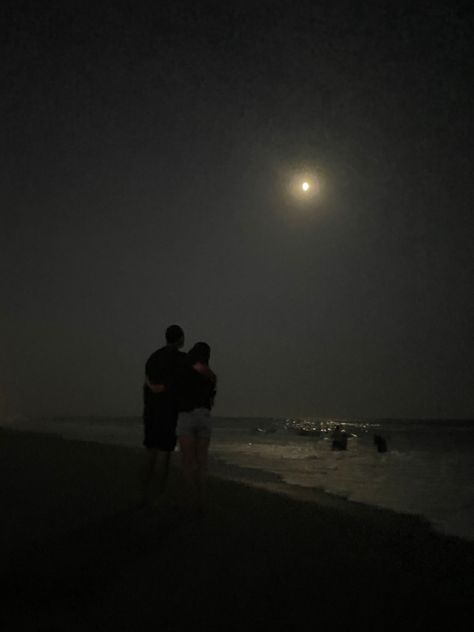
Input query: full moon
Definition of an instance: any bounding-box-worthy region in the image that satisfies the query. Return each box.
[287,172,321,200]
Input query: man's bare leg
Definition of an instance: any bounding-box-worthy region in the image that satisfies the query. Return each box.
[154,450,171,498]
[178,435,199,510]
[140,448,171,505]
[140,448,157,505]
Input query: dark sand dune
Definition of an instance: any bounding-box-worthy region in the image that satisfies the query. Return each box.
[1,430,472,631]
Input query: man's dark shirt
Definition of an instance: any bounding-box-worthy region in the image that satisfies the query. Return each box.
[143,346,188,421]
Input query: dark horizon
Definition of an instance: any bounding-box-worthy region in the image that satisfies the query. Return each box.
[15,414,474,425]
[2,1,473,420]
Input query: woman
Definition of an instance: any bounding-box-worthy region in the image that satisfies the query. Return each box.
[175,342,217,514]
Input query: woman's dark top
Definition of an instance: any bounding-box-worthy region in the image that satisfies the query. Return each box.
[176,362,217,412]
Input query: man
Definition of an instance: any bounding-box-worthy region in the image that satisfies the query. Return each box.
[141,324,187,506]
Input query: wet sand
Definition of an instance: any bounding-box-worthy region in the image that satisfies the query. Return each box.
[1,428,472,631]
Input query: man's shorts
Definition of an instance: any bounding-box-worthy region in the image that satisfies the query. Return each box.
[176,408,212,439]
[143,415,177,451]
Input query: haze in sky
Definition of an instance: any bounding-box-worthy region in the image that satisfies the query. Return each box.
[1,1,473,419]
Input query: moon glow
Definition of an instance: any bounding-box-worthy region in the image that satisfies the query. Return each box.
[287,171,322,202]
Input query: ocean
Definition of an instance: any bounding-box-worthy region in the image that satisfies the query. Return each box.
[2,415,473,541]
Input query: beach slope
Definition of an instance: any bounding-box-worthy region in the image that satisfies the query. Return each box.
[1,429,472,631]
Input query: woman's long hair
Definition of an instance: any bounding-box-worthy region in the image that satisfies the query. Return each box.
[188,342,211,365]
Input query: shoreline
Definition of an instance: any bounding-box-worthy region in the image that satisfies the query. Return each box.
[1,428,473,630]
[2,422,472,543]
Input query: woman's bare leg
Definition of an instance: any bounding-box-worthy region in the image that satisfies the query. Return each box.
[196,437,211,512]
[178,434,198,509]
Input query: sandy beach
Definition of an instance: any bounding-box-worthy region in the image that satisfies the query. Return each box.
[1,428,472,631]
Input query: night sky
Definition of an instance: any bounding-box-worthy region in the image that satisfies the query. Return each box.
[1,0,473,419]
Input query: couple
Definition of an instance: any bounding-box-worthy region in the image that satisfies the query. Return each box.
[141,324,217,514]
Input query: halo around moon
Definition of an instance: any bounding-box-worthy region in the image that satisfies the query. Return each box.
[287,172,321,201]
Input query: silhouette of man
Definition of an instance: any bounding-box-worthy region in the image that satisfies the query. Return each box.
[140,324,187,505]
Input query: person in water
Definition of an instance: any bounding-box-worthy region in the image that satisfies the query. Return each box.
[331,425,348,450]
[175,342,217,515]
[374,434,388,453]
